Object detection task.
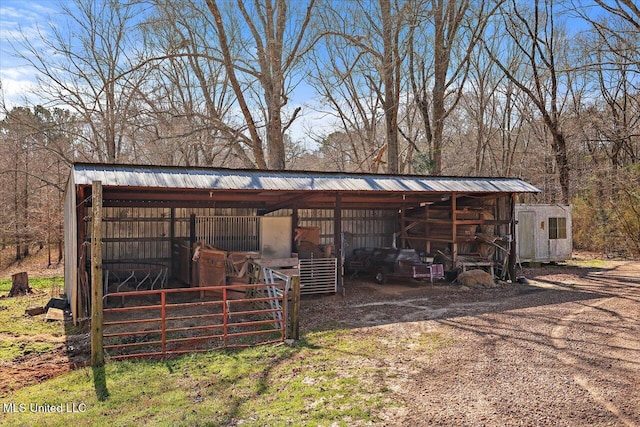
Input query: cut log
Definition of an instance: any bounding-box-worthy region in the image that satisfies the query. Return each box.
[25,306,46,316]
[9,272,32,296]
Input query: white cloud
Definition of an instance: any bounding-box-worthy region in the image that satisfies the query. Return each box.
[1,75,38,108]
[287,102,339,150]
[0,2,57,22]
[0,1,59,108]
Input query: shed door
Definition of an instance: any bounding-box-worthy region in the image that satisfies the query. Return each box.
[518,211,535,261]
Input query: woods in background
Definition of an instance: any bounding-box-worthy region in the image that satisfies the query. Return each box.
[1,0,638,258]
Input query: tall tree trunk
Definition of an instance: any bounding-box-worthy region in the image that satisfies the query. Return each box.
[13,163,21,261]
[22,150,29,258]
[552,131,570,204]
[431,2,447,175]
[380,0,399,174]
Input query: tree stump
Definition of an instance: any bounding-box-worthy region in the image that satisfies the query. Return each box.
[9,272,32,296]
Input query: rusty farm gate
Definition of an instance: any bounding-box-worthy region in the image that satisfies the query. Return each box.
[102,283,287,359]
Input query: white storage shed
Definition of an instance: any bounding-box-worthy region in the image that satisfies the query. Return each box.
[515,204,572,263]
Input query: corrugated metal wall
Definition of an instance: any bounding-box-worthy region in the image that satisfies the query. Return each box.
[97,207,397,264]
[271,209,397,255]
[63,175,77,306]
[102,207,172,263]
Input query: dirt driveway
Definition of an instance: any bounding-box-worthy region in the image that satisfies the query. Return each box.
[1,258,638,425]
[302,260,640,426]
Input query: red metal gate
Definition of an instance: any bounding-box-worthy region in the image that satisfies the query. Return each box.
[102,283,286,360]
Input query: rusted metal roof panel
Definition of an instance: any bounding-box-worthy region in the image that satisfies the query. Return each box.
[71,163,540,193]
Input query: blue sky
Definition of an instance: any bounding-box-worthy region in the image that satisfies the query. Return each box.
[0,0,331,146]
[0,0,628,146]
[0,0,62,106]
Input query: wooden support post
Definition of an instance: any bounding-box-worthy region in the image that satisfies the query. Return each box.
[508,194,517,281]
[292,208,299,253]
[169,207,175,279]
[334,194,343,295]
[400,208,406,248]
[451,192,458,265]
[290,275,300,340]
[91,180,104,367]
[189,213,196,285]
[425,205,431,254]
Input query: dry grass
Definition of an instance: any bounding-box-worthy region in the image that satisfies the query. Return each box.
[0,245,64,281]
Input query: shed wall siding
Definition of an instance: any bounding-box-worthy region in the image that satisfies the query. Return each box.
[97,207,396,264]
[63,176,77,306]
[515,204,572,262]
[271,209,396,254]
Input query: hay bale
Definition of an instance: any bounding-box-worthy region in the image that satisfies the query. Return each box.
[456,269,496,288]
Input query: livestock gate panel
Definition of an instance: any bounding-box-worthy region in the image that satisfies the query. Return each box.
[299,258,338,294]
[102,283,287,360]
[173,208,258,239]
[195,216,261,252]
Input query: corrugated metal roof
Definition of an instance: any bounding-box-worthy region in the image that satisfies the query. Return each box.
[71,163,541,193]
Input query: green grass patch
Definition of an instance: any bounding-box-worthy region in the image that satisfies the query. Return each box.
[0,277,64,337]
[0,276,63,294]
[565,259,607,269]
[0,297,63,337]
[0,276,66,363]
[0,340,55,361]
[0,327,453,426]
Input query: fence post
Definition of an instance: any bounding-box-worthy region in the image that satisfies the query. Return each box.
[161,292,166,355]
[282,282,288,340]
[223,286,228,347]
[91,180,104,367]
[290,275,300,340]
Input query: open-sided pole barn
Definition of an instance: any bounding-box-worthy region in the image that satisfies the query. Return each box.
[64,163,540,323]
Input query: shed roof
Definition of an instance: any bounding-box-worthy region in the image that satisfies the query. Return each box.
[73,163,539,193]
[71,163,539,210]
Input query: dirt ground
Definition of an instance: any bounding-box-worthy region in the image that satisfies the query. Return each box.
[0,333,89,396]
[301,259,640,426]
[0,248,80,397]
[1,255,639,426]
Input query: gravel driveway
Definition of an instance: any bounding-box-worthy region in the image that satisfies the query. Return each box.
[302,260,640,426]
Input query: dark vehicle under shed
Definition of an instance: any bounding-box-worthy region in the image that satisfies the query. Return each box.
[346,248,443,284]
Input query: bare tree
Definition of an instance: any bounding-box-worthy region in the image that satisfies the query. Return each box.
[311,0,415,174]
[572,0,640,171]
[464,29,538,178]
[408,0,497,175]
[574,0,640,70]
[484,0,572,203]
[134,0,252,167]
[459,36,504,175]
[0,106,68,261]
[11,0,152,163]
[205,0,316,170]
